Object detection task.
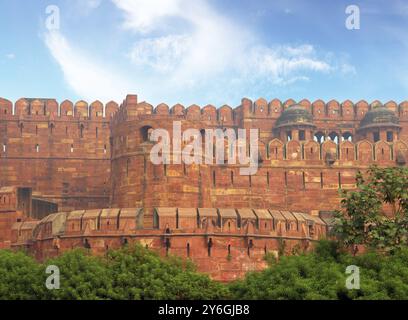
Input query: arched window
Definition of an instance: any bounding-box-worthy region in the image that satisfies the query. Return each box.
[341,132,353,142]
[247,239,254,256]
[140,126,153,142]
[83,238,91,249]
[313,131,325,143]
[35,144,40,153]
[328,132,339,144]
[207,238,213,257]
[286,131,292,142]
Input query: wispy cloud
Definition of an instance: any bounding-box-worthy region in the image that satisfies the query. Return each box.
[5,53,15,59]
[44,31,132,103]
[43,0,355,105]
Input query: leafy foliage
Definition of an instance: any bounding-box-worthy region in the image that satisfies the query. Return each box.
[0,250,45,299]
[1,241,408,300]
[333,166,408,253]
[0,244,227,300]
[229,240,408,300]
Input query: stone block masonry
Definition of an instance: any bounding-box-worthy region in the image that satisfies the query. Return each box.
[1,94,407,279]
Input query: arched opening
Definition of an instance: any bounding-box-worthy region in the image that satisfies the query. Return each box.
[386,131,393,142]
[286,131,292,142]
[207,238,213,257]
[313,131,325,143]
[83,238,91,249]
[299,130,306,141]
[248,239,254,256]
[186,243,190,257]
[341,132,353,142]
[328,132,339,144]
[140,126,153,142]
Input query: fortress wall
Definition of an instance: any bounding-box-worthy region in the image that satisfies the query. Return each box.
[110,101,407,220]
[0,99,118,210]
[1,95,408,213]
[16,208,326,281]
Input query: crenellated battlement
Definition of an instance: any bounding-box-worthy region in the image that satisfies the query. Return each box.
[0,97,119,119]
[10,207,327,281]
[2,96,407,124]
[110,95,408,125]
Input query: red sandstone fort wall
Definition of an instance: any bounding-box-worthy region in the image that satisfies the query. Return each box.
[12,208,327,281]
[0,98,118,211]
[109,95,408,220]
[1,95,408,215]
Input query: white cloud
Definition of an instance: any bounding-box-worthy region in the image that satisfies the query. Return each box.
[44,31,133,103]
[112,0,184,33]
[129,34,192,72]
[113,0,345,92]
[6,53,15,59]
[42,0,355,105]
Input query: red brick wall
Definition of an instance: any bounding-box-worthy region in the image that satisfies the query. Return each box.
[109,96,408,225]
[0,98,117,211]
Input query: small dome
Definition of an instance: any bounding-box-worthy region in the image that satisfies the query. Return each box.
[359,106,400,130]
[275,104,314,129]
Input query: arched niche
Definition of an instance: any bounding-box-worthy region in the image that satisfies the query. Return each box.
[356,140,373,162]
[339,141,355,161]
[303,140,320,160]
[268,139,284,160]
[286,140,302,160]
[374,141,392,162]
[322,140,338,164]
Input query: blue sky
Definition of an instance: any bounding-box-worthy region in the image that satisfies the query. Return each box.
[0,0,407,107]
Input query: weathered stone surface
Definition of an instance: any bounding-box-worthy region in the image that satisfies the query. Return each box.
[1,95,407,279]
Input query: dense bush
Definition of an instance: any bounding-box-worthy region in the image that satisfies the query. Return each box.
[0,244,228,300]
[229,240,408,300]
[1,242,408,300]
[0,250,44,299]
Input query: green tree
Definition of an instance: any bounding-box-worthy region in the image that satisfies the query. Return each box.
[106,244,229,300]
[0,250,44,300]
[333,166,408,253]
[43,249,116,300]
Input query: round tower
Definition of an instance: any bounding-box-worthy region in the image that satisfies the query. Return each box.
[357,105,401,143]
[273,104,316,141]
